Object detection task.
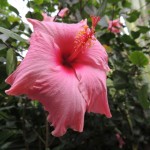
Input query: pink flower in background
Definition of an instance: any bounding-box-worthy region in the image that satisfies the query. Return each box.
[58,8,69,18]
[116,133,125,148]
[5,14,111,137]
[108,19,122,34]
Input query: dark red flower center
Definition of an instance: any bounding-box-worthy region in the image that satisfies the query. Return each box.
[61,16,100,68]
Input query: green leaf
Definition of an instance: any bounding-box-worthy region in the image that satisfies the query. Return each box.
[0,130,14,145]
[0,81,7,90]
[0,106,14,111]
[0,142,13,150]
[142,65,150,91]
[8,15,20,23]
[0,27,28,43]
[113,70,128,89]
[126,10,140,22]
[75,9,82,21]
[0,34,9,42]
[34,0,43,5]
[137,26,150,33]
[129,51,149,67]
[26,12,43,21]
[107,0,120,3]
[131,31,140,39]
[65,0,78,6]
[84,6,97,15]
[9,5,19,15]
[0,0,8,8]
[0,44,7,50]
[97,0,107,16]
[6,48,17,75]
[121,34,136,45]
[122,1,131,7]
[138,84,150,109]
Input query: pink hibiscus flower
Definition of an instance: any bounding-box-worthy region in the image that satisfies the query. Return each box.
[108,19,122,34]
[116,133,125,148]
[58,8,69,18]
[5,14,111,137]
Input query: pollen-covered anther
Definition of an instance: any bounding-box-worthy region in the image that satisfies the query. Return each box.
[67,17,100,62]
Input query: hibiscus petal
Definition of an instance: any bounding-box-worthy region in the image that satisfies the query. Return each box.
[7,68,86,137]
[6,31,60,95]
[76,39,109,71]
[75,66,111,118]
[27,18,86,56]
[28,67,86,137]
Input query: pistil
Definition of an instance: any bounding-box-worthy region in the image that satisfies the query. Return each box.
[67,16,100,62]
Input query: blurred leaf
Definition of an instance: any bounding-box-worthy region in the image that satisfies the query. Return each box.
[131,31,140,39]
[66,0,79,6]
[84,6,97,16]
[107,78,113,87]
[0,34,9,42]
[113,70,128,89]
[9,5,19,15]
[97,0,107,16]
[0,0,8,8]
[142,65,150,91]
[0,130,14,145]
[0,142,13,150]
[0,44,7,50]
[98,16,108,27]
[103,44,112,53]
[137,26,150,33]
[0,106,14,111]
[129,51,149,67]
[6,48,17,75]
[0,111,9,120]
[8,15,20,23]
[122,1,131,7]
[26,12,43,21]
[0,27,28,43]
[121,34,137,45]
[144,109,150,119]
[100,32,115,43]
[126,10,140,22]
[75,9,82,21]
[138,84,150,109]
[107,0,120,3]
[0,81,7,90]
[34,0,43,5]
[26,131,37,143]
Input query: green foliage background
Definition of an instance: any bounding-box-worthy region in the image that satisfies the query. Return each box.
[0,0,150,150]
